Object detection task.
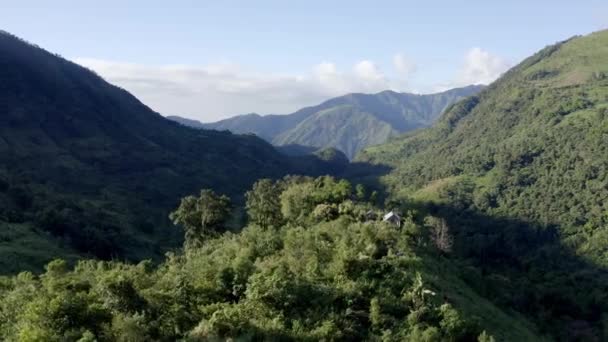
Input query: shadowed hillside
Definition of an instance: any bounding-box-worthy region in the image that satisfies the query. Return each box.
[0,31,341,272]
[357,29,608,339]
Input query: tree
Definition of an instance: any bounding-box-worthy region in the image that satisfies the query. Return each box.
[439,177,475,210]
[439,303,470,340]
[312,203,338,222]
[355,184,366,201]
[370,190,379,205]
[425,216,453,254]
[169,189,231,249]
[478,330,496,342]
[311,176,352,204]
[280,181,316,223]
[245,179,283,228]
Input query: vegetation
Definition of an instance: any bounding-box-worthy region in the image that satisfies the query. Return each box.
[169,189,232,249]
[0,176,540,341]
[357,30,608,339]
[175,85,484,159]
[3,27,608,341]
[0,30,343,272]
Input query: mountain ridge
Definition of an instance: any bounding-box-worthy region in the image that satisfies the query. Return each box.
[356,30,608,338]
[0,30,341,272]
[169,85,484,158]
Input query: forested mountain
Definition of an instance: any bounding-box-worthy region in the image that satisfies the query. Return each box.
[0,31,341,272]
[0,176,538,341]
[4,26,608,341]
[171,85,483,159]
[358,29,608,339]
[165,115,206,129]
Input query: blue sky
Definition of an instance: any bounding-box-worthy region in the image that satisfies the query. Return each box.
[2,1,607,121]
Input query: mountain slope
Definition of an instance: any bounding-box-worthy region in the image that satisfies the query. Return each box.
[173,85,484,159]
[359,30,608,237]
[274,105,398,158]
[0,31,337,272]
[165,115,206,128]
[0,176,543,341]
[357,30,608,339]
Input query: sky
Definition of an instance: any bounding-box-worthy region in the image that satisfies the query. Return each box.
[2,1,607,122]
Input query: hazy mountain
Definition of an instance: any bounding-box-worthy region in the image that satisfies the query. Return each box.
[0,31,341,272]
[170,85,484,159]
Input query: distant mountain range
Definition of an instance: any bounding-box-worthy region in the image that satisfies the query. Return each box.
[168,85,484,159]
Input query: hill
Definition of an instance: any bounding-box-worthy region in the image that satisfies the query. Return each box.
[0,176,542,341]
[357,30,608,339]
[165,115,206,129]
[171,85,484,159]
[0,31,339,272]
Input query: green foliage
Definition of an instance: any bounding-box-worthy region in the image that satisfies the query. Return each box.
[478,330,496,342]
[6,28,608,342]
[311,203,338,222]
[279,176,352,224]
[355,183,366,200]
[0,31,344,271]
[358,30,608,340]
[424,216,453,254]
[280,181,317,222]
[169,189,232,249]
[0,176,537,341]
[245,179,283,228]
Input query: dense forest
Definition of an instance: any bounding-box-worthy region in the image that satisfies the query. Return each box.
[2,27,608,341]
[358,29,608,340]
[1,176,533,341]
[0,30,345,273]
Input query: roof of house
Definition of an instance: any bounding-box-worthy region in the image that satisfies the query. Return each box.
[382,211,401,221]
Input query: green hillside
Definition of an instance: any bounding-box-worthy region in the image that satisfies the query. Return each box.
[357,30,608,339]
[0,31,338,273]
[173,85,483,159]
[274,105,398,158]
[4,26,608,341]
[0,176,542,341]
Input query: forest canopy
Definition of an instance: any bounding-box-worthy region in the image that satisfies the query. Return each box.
[0,176,512,341]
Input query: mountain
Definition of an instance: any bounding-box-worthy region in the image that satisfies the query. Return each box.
[357,30,608,339]
[0,175,541,341]
[0,31,341,272]
[165,115,206,128]
[170,85,484,159]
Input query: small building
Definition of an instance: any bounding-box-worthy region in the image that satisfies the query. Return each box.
[365,210,377,221]
[382,211,401,227]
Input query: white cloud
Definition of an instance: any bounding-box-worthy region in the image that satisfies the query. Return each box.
[392,53,416,77]
[74,58,402,122]
[354,60,383,81]
[458,47,510,85]
[353,60,392,91]
[433,47,510,91]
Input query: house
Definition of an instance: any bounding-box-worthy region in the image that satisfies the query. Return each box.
[365,210,377,221]
[382,211,401,227]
